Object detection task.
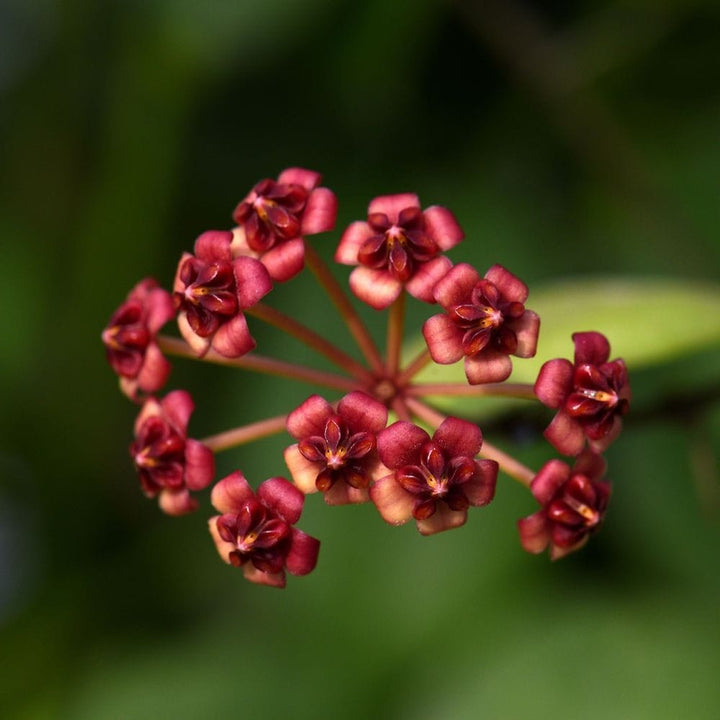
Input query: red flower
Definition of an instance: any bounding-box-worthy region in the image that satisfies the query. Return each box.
[423,263,540,384]
[517,452,610,560]
[231,167,337,282]
[173,230,272,358]
[535,332,630,456]
[284,391,389,505]
[208,471,320,588]
[370,417,498,535]
[335,193,464,309]
[130,390,215,515]
[102,278,175,400]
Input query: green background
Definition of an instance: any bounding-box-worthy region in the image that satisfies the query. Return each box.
[2,0,719,718]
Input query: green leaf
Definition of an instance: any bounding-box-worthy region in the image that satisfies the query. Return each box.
[410,276,720,416]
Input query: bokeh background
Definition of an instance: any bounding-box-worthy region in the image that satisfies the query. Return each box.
[2,0,720,718]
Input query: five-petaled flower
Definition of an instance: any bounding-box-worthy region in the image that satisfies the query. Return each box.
[284,391,389,505]
[130,390,215,515]
[102,278,175,400]
[173,230,272,358]
[335,193,464,309]
[517,451,610,560]
[208,471,320,588]
[370,417,498,535]
[231,167,337,282]
[423,263,540,384]
[535,331,630,456]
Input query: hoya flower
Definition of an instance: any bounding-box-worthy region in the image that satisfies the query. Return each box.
[335,193,464,309]
[535,331,630,456]
[423,263,540,384]
[370,417,498,535]
[173,230,272,358]
[208,471,320,588]
[284,391,389,505]
[517,452,610,560]
[102,278,175,400]
[130,390,215,515]
[231,167,337,282]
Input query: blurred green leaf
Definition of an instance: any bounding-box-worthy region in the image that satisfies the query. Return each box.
[411,276,720,416]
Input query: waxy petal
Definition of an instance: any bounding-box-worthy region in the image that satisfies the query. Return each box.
[464,350,513,384]
[177,311,211,357]
[324,482,370,505]
[159,488,197,516]
[283,445,321,494]
[259,237,305,282]
[368,193,420,222]
[543,411,586,457]
[416,504,467,535]
[135,343,171,394]
[211,470,254,514]
[257,477,305,525]
[243,564,286,588]
[349,267,402,310]
[211,312,255,358]
[377,422,430,469]
[285,528,320,575]
[530,459,571,505]
[484,264,529,304]
[301,187,337,234]
[517,512,550,554]
[535,359,574,408]
[422,314,465,364]
[184,439,215,491]
[232,256,273,309]
[433,417,483,459]
[369,476,415,524]
[194,230,234,263]
[432,263,481,308]
[277,167,321,189]
[335,221,375,265]
[511,310,540,358]
[160,389,194,433]
[463,459,499,506]
[422,205,464,250]
[287,395,333,439]
[337,391,388,434]
[573,331,610,365]
[405,255,453,303]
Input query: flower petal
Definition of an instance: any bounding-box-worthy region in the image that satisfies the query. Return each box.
[544,411,586,456]
[369,475,415,524]
[484,264,528,303]
[531,459,570,505]
[534,358,574,408]
[177,311,211,357]
[432,263,480,308]
[277,167,321,190]
[136,343,171,394]
[337,391,388,434]
[464,459,498,506]
[285,528,320,576]
[517,512,550,554]
[194,230,234,262]
[184,439,215,490]
[511,310,540,358]
[368,193,420,221]
[160,389,194,432]
[257,476,305,525]
[416,504,467,535]
[158,488,197,516]
[572,331,610,365]
[283,444,320,494]
[464,351,513,384]
[211,313,255,358]
[208,514,235,563]
[422,314,465,364]
[377,421,429,468]
[335,222,375,265]
[433,417,483,458]
[405,256,453,303]
[232,256,273,309]
[259,237,305,282]
[302,187,337,234]
[211,470,254,514]
[145,286,176,333]
[324,482,370,505]
[243,564,286,588]
[286,395,333,439]
[349,267,402,309]
[423,205,464,250]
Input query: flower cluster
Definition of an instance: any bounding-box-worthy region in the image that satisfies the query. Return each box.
[103,166,630,587]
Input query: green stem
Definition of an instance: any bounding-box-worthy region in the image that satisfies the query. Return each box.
[406,382,537,400]
[157,336,359,391]
[201,414,288,453]
[303,243,384,374]
[247,302,375,384]
[385,292,406,376]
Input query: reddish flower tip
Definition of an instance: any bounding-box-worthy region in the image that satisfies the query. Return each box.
[371,417,497,535]
[102,278,175,400]
[284,391,389,505]
[209,471,320,587]
[518,452,610,560]
[535,332,630,456]
[231,168,337,282]
[335,194,463,309]
[423,263,540,384]
[173,231,272,358]
[130,390,214,515]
